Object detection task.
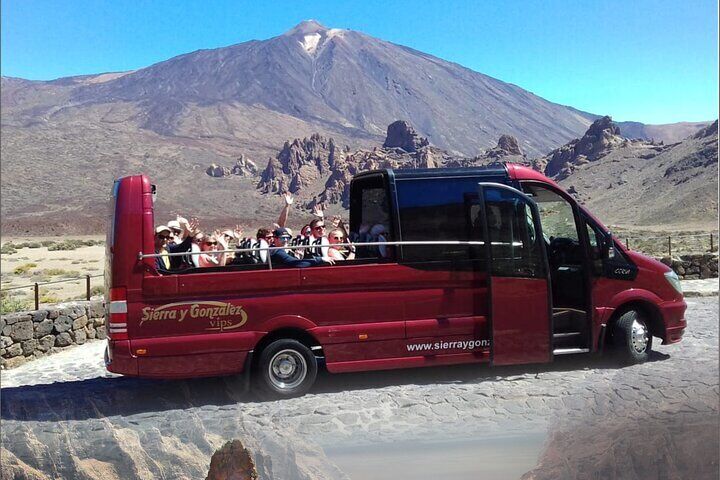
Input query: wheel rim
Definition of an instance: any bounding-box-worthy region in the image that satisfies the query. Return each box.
[630,318,649,354]
[268,349,307,390]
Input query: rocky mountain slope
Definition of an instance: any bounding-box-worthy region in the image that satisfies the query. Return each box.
[555,119,718,229]
[3,20,598,156]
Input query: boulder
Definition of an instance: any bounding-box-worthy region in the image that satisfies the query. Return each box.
[205,440,258,480]
[4,313,30,326]
[206,163,230,178]
[1,336,13,348]
[6,343,22,357]
[89,301,105,318]
[73,315,89,330]
[32,310,48,323]
[97,326,107,340]
[34,319,54,338]
[21,339,38,356]
[38,335,55,352]
[72,329,87,345]
[55,332,72,347]
[54,315,72,333]
[10,321,33,342]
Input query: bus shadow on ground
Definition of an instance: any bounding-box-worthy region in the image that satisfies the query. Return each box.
[1,351,669,423]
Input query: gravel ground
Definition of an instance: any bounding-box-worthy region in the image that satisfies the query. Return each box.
[1,297,718,479]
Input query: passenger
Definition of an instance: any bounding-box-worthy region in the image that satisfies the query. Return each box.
[197,235,227,268]
[256,228,274,244]
[304,218,329,259]
[271,228,334,267]
[190,232,205,268]
[327,228,356,261]
[166,216,196,269]
[370,224,391,258]
[153,226,174,271]
[219,227,242,262]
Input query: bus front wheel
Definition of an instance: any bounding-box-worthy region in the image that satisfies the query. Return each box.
[257,339,318,398]
[612,310,652,364]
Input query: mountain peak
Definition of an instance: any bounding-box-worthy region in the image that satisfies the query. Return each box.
[285,20,329,36]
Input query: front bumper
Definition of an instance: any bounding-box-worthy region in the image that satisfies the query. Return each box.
[659,298,687,345]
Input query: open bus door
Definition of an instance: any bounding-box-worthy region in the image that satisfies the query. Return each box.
[478,183,553,366]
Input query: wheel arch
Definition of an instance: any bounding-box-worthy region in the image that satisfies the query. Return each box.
[252,327,322,366]
[605,299,665,346]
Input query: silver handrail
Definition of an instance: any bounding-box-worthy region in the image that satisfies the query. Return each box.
[137,240,490,260]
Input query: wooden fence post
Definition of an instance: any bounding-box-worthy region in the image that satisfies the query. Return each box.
[86,275,91,301]
[667,236,672,257]
[625,238,629,250]
[34,283,39,310]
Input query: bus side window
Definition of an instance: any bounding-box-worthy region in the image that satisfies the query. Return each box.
[484,188,544,278]
[395,177,486,269]
[349,174,392,260]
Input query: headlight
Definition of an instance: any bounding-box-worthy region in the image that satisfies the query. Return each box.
[664,270,682,294]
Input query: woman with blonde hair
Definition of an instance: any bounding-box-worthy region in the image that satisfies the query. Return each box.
[327,228,355,261]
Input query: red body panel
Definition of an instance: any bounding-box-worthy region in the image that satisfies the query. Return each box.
[491,277,550,365]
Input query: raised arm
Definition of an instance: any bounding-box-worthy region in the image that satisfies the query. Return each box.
[277,192,294,228]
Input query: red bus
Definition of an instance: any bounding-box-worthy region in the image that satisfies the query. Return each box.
[104,164,686,397]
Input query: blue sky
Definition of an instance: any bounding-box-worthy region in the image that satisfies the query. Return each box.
[2,0,717,124]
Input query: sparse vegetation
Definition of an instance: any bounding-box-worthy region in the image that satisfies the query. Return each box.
[39,291,60,304]
[90,285,105,296]
[42,268,78,277]
[1,243,17,255]
[13,263,38,275]
[0,290,31,313]
[47,239,104,251]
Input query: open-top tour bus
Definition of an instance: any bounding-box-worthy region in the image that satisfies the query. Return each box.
[105,164,686,397]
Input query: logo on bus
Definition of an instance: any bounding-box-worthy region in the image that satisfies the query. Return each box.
[140,301,248,331]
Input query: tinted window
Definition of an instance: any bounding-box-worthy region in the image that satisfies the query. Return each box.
[483,186,544,278]
[349,175,392,260]
[396,177,485,266]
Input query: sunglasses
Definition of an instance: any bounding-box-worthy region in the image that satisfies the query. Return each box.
[313,225,326,230]
[158,235,171,240]
[204,241,217,246]
[171,228,182,235]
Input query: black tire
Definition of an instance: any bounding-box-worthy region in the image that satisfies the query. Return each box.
[256,339,317,398]
[612,310,652,364]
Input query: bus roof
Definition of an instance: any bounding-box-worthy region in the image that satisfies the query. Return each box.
[354,164,509,181]
[353,163,558,187]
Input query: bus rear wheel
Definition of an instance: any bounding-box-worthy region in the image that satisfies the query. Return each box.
[612,309,652,364]
[257,339,317,398]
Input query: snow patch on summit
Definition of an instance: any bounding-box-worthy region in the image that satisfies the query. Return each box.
[300,33,322,55]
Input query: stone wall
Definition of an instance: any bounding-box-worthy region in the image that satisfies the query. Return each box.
[1,300,105,369]
[658,253,718,279]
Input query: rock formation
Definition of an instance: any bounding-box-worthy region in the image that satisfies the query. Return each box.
[693,119,719,139]
[206,155,259,178]
[257,134,342,194]
[543,116,637,179]
[205,440,258,480]
[230,155,259,176]
[207,163,231,178]
[382,120,430,152]
[493,134,523,156]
